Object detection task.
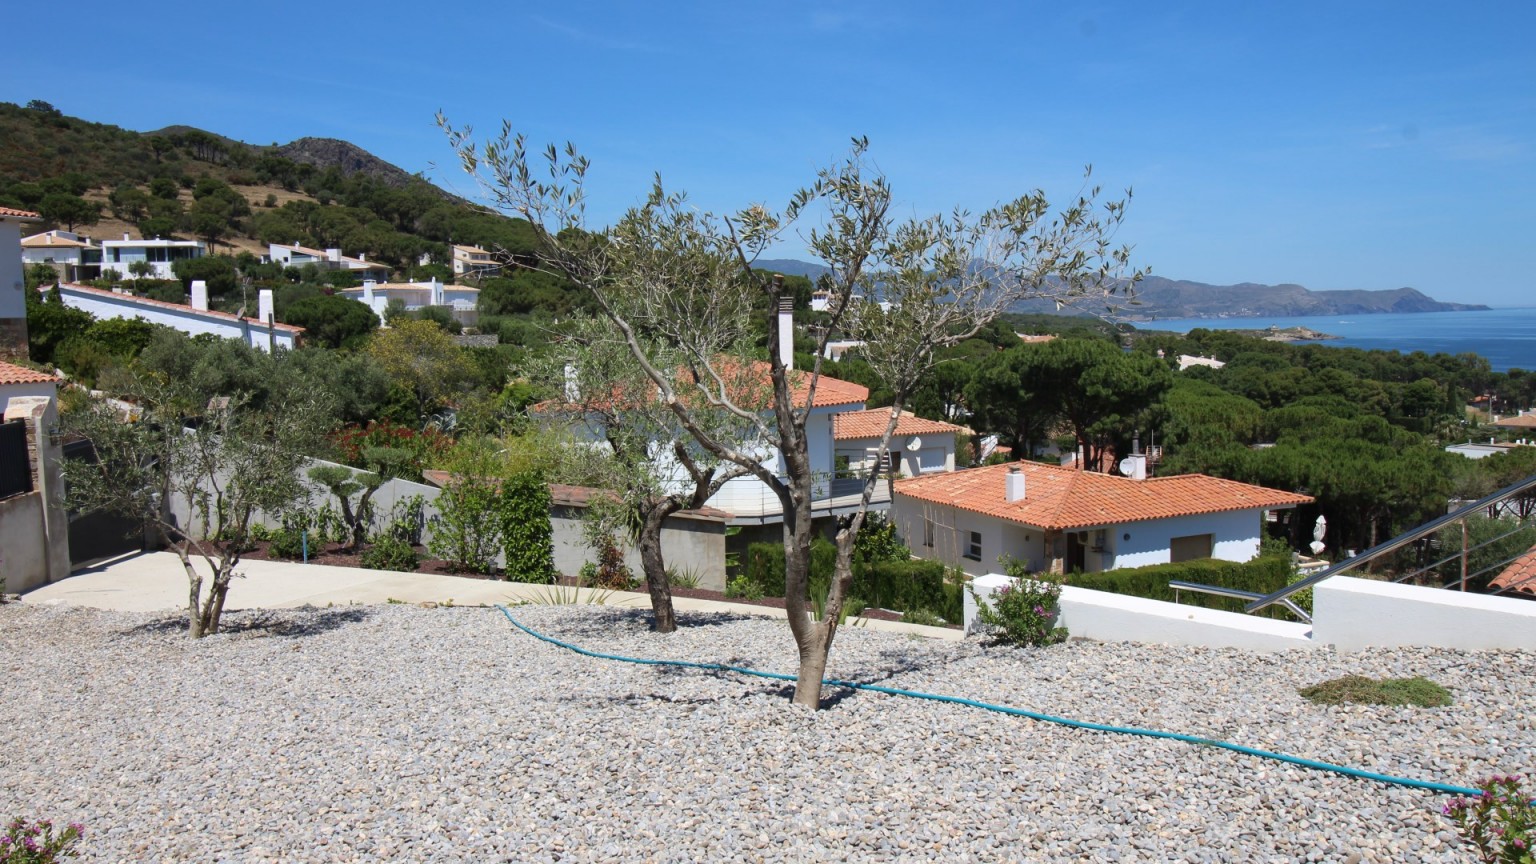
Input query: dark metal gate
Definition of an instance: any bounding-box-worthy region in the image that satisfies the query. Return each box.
[0,420,32,500]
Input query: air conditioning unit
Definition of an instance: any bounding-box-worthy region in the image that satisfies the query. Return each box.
[1090,529,1107,552]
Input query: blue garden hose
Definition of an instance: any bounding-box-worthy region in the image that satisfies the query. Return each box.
[496,605,1496,800]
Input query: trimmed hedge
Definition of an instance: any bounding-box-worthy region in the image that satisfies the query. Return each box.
[744,540,964,622]
[1066,555,1299,618]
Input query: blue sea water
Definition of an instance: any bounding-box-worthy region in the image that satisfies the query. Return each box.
[1132,308,1536,372]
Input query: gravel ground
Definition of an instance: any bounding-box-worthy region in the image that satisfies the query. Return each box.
[1,602,1530,863]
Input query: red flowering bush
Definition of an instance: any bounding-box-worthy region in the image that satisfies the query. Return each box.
[329,421,450,481]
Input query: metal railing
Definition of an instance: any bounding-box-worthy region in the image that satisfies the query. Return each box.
[1220,472,1536,617]
[1169,580,1314,624]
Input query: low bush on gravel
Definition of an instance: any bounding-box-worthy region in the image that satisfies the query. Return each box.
[2,817,84,862]
[1299,675,1452,707]
[1443,774,1535,863]
[970,560,1068,647]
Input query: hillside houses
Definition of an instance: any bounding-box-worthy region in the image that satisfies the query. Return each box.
[268,243,392,282]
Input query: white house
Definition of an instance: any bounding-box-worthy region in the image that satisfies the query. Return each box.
[892,460,1312,577]
[21,230,102,282]
[1,207,41,360]
[101,235,205,280]
[439,244,500,278]
[47,282,303,352]
[833,409,966,478]
[338,279,480,326]
[267,243,392,282]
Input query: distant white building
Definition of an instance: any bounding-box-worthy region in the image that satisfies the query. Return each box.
[101,235,205,280]
[268,243,392,282]
[20,230,102,281]
[1,207,42,360]
[47,282,302,352]
[833,409,967,478]
[417,244,501,279]
[339,279,480,326]
[1178,354,1226,371]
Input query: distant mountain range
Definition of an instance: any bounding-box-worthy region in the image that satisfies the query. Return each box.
[751,259,1488,319]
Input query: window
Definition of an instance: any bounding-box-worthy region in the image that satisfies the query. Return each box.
[964,530,982,561]
[916,447,946,473]
[923,517,934,548]
[1170,533,1214,563]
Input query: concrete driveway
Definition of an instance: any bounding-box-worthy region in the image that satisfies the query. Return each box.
[21,552,961,640]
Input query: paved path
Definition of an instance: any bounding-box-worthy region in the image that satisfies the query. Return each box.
[21,551,962,640]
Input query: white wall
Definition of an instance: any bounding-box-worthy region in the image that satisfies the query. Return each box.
[964,573,1312,650]
[838,434,955,477]
[1313,576,1536,651]
[55,284,299,352]
[1110,509,1260,570]
[0,382,58,418]
[893,499,1044,576]
[0,219,25,320]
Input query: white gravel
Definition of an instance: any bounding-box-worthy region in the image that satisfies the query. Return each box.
[1,601,1530,862]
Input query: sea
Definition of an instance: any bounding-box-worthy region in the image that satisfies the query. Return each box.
[1130,308,1536,373]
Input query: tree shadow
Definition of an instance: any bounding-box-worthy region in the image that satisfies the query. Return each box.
[527,607,761,640]
[118,607,373,639]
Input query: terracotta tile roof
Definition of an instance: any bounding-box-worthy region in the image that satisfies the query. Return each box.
[536,360,867,414]
[0,207,41,220]
[1489,545,1536,596]
[53,283,306,334]
[1494,414,1536,429]
[0,361,58,386]
[894,460,1312,531]
[834,409,966,441]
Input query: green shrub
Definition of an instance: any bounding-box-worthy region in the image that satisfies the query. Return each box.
[3,816,84,862]
[1067,554,1298,619]
[360,537,419,572]
[971,565,1068,647]
[744,538,836,599]
[854,559,952,617]
[500,470,555,584]
[1444,774,1535,864]
[268,528,304,560]
[902,608,944,627]
[1298,675,1451,708]
[725,575,764,601]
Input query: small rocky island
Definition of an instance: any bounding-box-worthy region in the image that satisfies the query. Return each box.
[1245,325,1340,343]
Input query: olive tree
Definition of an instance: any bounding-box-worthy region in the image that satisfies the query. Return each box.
[540,314,761,631]
[65,374,332,637]
[443,121,1141,706]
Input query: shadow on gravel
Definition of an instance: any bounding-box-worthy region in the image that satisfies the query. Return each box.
[523,607,761,641]
[118,607,373,639]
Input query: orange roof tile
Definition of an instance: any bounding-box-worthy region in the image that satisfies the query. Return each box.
[1489,545,1536,596]
[834,409,966,441]
[894,461,1312,531]
[536,359,867,414]
[0,207,41,219]
[0,361,58,386]
[1494,414,1536,430]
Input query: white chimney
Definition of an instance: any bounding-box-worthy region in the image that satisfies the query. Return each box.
[326,248,342,263]
[258,289,274,323]
[1005,466,1026,502]
[123,233,130,241]
[1122,454,1148,481]
[777,296,794,370]
[190,280,208,311]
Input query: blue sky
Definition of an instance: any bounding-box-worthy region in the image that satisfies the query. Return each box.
[8,1,1533,305]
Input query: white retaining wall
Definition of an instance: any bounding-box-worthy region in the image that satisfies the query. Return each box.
[966,572,1536,653]
[1312,576,1536,652]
